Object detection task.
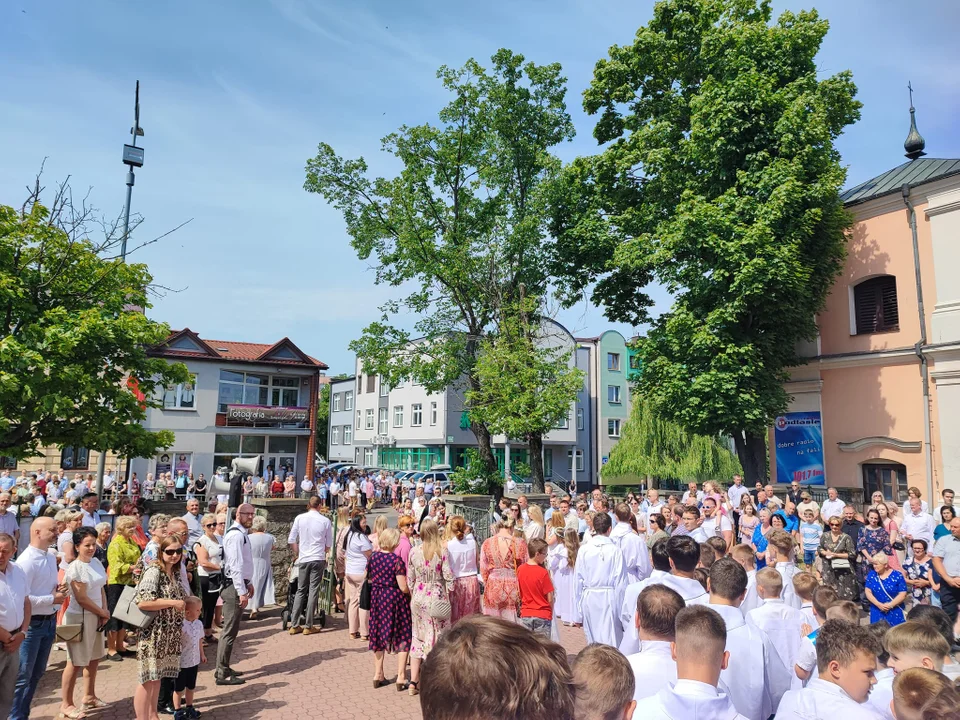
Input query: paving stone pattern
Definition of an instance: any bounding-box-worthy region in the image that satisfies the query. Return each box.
[31,610,588,719]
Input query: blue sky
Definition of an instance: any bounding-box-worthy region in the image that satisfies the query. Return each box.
[2,0,958,374]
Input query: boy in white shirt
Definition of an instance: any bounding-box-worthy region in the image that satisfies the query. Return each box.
[872,621,953,720]
[794,587,842,684]
[746,568,805,687]
[174,596,207,720]
[732,544,760,614]
[573,643,637,720]
[793,571,820,630]
[626,584,684,701]
[768,530,802,609]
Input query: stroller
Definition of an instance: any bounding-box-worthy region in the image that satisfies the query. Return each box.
[280,561,327,631]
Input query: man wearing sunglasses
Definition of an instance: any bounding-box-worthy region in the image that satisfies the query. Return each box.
[216,504,255,686]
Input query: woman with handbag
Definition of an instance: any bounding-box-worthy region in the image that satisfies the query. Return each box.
[819,516,859,601]
[480,516,529,620]
[343,513,372,640]
[193,512,222,643]
[406,518,453,697]
[105,515,141,660]
[132,535,187,720]
[59,526,111,719]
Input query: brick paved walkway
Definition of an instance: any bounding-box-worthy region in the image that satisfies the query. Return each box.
[31,608,588,719]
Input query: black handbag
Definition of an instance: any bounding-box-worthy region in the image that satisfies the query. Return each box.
[206,572,224,594]
[359,579,371,611]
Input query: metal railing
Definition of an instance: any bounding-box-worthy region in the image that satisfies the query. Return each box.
[445,500,494,544]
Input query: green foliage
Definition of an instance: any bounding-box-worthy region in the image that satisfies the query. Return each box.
[513,461,532,480]
[305,49,575,476]
[549,0,860,480]
[316,383,330,456]
[606,396,741,482]
[450,448,500,494]
[0,196,188,460]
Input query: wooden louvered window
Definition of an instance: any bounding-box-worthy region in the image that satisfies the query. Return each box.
[854,276,899,334]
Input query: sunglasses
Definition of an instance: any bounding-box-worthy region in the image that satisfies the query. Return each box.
[204,523,216,528]
[163,548,183,556]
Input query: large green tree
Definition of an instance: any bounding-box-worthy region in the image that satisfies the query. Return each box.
[305,49,574,487]
[0,184,188,460]
[549,0,860,483]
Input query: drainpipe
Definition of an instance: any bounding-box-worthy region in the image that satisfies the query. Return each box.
[902,184,934,503]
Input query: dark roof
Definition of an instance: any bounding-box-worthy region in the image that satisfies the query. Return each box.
[841,158,960,206]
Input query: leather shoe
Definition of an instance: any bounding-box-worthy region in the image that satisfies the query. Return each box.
[302,627,321,636]
[226,667,245,676]
[288,627,302,635]
[159,703,176,714]
[215,675,245,686]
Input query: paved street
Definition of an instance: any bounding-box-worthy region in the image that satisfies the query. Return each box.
[31,606,588,719]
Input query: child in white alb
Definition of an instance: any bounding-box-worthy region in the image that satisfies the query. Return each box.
[174,596,206,720]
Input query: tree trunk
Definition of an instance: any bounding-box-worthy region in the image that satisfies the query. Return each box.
[528,432,545,494]
[733,430,769,486]
[471,422,500,497]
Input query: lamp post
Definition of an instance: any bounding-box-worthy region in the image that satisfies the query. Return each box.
[96,81,145,503]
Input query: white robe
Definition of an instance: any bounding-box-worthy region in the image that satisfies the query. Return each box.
[776,561,803,610]
[546,542,581,623]
[777,678,882,720]
[618,569,670,654]
[865,668,894,720]
[634,679,748,720]
[795,633,819,685]
[611,521,651,585]
[627,640,677,701]
[747,599,805,691]
[709,603,790,720]
[660,574,710,606]
[574,534,627,647]
[740,570,760,614]
[799,602,818,630]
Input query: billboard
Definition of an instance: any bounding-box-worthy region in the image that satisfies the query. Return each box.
[774,411,825,485]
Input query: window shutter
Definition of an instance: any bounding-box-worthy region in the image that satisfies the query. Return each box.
[854,276,899,335]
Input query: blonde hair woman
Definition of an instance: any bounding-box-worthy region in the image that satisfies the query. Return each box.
[546,511,566,546]
[864,551,907,626]
[366,527,411,691]
[194,512,222,641]
[523,505,545,543]
[105,515,141,660]
[445,516,481,622]
[405,518,453,696]
[547,528,582,627]
[369,515,388,551]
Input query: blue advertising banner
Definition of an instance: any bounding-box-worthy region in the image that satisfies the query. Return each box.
[774,412,825,485]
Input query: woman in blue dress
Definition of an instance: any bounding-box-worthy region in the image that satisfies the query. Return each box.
[864,552,907,625]
[751,509,773,570]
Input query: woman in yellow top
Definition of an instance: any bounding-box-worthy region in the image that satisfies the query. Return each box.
[105,515,142,660]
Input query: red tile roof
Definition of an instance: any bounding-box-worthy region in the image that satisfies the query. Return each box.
[152,329,328,369]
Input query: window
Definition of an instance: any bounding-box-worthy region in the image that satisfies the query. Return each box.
[356,410,361,430]
[343,425,352,444]
[854,276,899,334]
[61,446,90,471]
[411,403,423,427]
[270,376,300,407]
[608,419,621,438]
[608,385,622,404]
[365,409,375,430]
[331,427,339,445]
[218,370,268,412]
[366,375,376,393]
[379,377,388,397]
[269,436,297,453]
[364,447,375,465]
[862,463,908,503]
[344,390,354,411]
[332,393,340,412]
[576,407,584,430]
[0,457,17,470]
[378,408,388,435]
[393,405,404,427]
[629,355,641,370]
[555,412,570,429]
[608,352,621,371]
[568,449,584,472]
[163,375,197,410]
[430,402,438,426]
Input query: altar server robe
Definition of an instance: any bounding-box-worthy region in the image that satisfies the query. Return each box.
[546,542,581,624]
[747,599,805,691]
[776,561,803,610]
[633,679,748,720]
[611,521,651,585]
[740,570,760,614]
[626,640,677,702]
[660,574,710,606]
[574,534,627,647]
[618,569,669,655]
[777,678,884,720]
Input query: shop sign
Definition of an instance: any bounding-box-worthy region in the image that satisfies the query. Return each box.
[226,404,309,423]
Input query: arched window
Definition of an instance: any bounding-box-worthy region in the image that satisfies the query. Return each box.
[854,276,899,334]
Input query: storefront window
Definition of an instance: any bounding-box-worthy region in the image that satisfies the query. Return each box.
[241,436,265,453]
[269,436,297,454]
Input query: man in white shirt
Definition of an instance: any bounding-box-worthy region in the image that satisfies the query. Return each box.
[216,504,255,686]
[79,493,101,527]
[731,544,761,614]
[11,517,63,720]
[611,504,651,584]
[633,605,748,720]
[626,584,684,701]
[777,620,882,719]
[708,558,790,720]
[504,476,517,495]
[820,487,845,525]
[288,497,333,635]
[727,475,750,537]
[575,512,627,648]
[299,475,314,497]
[181,498,204,548]
[347,477,359,510]
[701,497,734,551]
[661,535,710,605]
[643,488,664,521]
[0,533,30,720]
[679,505,709,543]
[328,477,341,512]
[0,494,19,548]
[746,568,805,690]
[900,498,936,557]
[682,482,704,508]
[934,488,955,521]
[620,539,672,654]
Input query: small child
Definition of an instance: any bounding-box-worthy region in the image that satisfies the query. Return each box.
[799,509,823,567]
[174,596,206,720]
[573,643,637,720]
[516,538,554,638]
[794,585,840,683]
[793,571,820,630]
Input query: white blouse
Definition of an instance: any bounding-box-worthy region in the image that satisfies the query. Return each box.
[445,535,479,578]
[65,557,107,613]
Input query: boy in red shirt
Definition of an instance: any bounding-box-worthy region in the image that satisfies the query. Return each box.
[517,538,554,637]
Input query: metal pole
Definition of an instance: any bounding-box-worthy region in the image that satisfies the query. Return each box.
[120,169,135,261]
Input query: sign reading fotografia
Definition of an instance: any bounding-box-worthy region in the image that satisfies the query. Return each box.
[226,404,309,423]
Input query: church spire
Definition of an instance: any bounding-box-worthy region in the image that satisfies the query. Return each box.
[904,81,926,160]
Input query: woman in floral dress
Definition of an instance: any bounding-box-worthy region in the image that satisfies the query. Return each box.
[480,516,529,621]
[367,528,411,691]
[819,517,859,601]
[406,518,453,697]
[133,535,186,720]
[857,508,892,607]
[902,538,936,606]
